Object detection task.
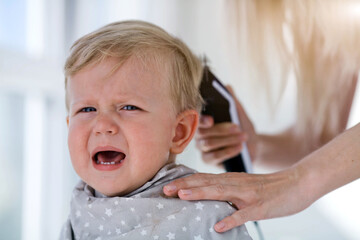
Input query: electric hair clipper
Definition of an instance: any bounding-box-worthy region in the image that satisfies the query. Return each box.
[199,65,252,173]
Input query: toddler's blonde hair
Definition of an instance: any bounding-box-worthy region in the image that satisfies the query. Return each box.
[64,20,203,114]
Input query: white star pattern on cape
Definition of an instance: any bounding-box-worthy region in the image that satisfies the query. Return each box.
[105,208,112,217]
[98,225,104,231]
[194,235,204,240]
[195,202,204,210]
[167,214,176,220]
[166,232,175,240]
[157,203,164,209]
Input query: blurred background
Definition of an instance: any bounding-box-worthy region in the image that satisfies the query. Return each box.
[1,0,360,239]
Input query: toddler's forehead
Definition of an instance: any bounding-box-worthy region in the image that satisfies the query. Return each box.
[138,59,179,114]
[67,55,178,110]
[129,55,175,98]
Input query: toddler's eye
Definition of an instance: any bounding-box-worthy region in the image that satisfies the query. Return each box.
[122,105,139,111]
[80,107,96,112]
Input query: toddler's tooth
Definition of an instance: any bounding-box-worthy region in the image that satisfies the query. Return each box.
[96,161,118,165]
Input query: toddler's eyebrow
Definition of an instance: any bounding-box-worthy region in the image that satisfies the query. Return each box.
[69,96,150,110]
[70,99,93,107]
[112,92,153,105]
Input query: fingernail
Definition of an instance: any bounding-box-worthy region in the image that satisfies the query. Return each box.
[179,189,192,195]
[164,184,177,192]
[200,139,207,148]
[200,116,212,125]
[215,222,226,231]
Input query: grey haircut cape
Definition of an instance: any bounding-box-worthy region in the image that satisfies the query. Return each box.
[60,163,252,240]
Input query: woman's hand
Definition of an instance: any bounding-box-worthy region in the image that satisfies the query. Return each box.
[196,117,247,166]
[195,86,257,167]
[163,168,313,233]
[164,123,360,232]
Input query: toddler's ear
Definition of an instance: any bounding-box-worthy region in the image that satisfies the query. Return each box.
[170,110,199,154]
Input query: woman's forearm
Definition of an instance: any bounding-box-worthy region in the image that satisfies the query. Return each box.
[255,77,358,170]
[255,129,319,169]
[296,122,360,203]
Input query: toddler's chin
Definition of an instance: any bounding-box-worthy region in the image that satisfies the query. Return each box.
[94,187,123,197]
[92,184,132,197]
[87,178,145,197]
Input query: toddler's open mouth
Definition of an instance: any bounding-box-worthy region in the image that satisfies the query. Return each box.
[93,151,126,165]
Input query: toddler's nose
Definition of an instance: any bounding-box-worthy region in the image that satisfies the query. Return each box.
[93,113,119,135]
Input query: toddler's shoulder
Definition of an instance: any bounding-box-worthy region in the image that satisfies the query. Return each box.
[158,197,252,239]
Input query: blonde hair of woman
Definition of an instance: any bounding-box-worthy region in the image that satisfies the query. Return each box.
[197,0,360,168]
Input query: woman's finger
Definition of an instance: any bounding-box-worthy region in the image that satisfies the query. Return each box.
[201,144,243,165]
[199,115,214,128]
[163,172,251,197]
[214,208,258,233]
[176,184,241,201]
[197,122,241,138]
[163,173,223,197]
[163,173,218,196]
[196,133,248,152]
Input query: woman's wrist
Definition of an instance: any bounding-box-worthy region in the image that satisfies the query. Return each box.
[292,159,319,208]
[291,146,335,209]
[268,160,320,217]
